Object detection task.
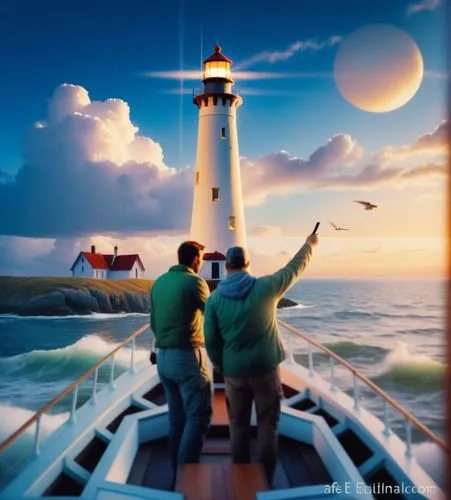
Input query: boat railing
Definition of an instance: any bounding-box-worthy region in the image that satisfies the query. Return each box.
[0,324,150,457]
[278,319,448,455]
[0,320,447,461]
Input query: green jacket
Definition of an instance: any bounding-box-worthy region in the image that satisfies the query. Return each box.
[204,243,313,377]
[150,264,210,348]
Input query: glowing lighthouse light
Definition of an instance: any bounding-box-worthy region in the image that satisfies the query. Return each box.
[202,46,232,80]
[190,45,247,283]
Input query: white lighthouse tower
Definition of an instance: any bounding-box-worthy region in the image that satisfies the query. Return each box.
[190,45,247,283]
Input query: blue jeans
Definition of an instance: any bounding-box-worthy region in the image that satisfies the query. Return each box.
[157,347,212,469]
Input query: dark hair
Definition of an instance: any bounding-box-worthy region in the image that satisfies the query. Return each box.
[177,241,205,267]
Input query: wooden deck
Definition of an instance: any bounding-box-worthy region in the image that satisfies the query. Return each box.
[127,390,332,495]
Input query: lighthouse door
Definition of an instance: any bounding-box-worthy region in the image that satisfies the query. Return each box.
[211,262,220,279]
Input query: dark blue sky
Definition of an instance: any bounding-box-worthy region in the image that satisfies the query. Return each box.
[0,0,446,173]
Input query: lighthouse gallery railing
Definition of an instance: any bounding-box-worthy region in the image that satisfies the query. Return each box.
[0,321,447,459]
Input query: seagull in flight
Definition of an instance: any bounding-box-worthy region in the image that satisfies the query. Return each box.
[330,222,349,231]
[354,200,378,210]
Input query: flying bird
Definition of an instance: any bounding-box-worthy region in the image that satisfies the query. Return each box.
[354,200,378,210]
[330,222,349,231]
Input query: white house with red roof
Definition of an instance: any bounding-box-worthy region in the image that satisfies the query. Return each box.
[70,245,145,280]
[199,251,226,282]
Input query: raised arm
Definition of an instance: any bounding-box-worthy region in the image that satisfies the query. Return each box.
[268,233,318,297]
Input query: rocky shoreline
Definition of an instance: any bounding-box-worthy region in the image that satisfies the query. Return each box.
[0,287,150,316]
[0,277,298,316]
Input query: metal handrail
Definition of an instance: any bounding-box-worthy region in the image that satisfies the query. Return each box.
[0,323,150,454]
[1,318,446,457]
[278,319,448,453]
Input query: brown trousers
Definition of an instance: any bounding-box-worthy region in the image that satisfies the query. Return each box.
[224,367,282,485]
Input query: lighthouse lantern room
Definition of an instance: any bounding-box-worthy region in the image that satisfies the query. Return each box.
[190,45,247,281]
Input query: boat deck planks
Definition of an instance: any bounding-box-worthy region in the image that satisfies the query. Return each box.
[126,389,333,492]
[127,432,331,491]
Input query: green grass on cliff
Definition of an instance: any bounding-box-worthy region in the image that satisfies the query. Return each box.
[0,277,154,298]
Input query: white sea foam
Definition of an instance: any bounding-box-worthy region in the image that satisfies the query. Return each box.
[382,342,444,370]
[0,312,149,320]
[0,403,69,443]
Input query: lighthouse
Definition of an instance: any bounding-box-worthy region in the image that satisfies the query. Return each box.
[190,45,247,283]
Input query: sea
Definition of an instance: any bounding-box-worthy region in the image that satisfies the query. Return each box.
[0,278,447,491]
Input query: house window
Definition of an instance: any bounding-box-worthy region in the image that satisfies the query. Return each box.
[221,127,226,138]
[82,266,84,273]
[228,215,236,230]
[212,262,220,279]
[135,268,138,278]
[195,171,200,185]
[82,257,84,263]
[212,187,220,202]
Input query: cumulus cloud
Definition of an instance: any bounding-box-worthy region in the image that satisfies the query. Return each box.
[240,121,447,203]
[379,120,448,160]
[407,0,441,15]
[317,161,446,190]
[0,236,56,275]
[235,37,342,70]
[241,134,364,204]
[0,84,192,238]
[1,84,446,244]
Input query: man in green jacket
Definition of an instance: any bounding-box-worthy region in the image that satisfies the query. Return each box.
[204,233,318,485]
[150,240,212,474]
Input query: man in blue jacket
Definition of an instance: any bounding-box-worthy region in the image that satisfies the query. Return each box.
[204,233,318,484]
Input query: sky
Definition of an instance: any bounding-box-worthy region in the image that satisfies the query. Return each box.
[0,0,448,278]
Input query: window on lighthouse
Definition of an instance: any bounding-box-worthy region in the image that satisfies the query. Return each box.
[221,127,226,138]
[195,171,200,185]
[212,187,220,202]
[228,216,236,230]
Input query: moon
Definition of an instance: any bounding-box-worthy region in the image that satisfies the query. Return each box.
[334,24,424,113]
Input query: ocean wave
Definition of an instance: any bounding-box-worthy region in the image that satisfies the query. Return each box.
[0,403,69,444]
[395,327,443,336]
[0,312,149,320]
[323,340,387,359]
[0,403,70,490]
[372,343,446,390]
[332,310,439,321]
[0,335,149,382]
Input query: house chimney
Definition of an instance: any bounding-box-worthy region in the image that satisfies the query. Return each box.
[91,245,96,254]
[112,245,118,264]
